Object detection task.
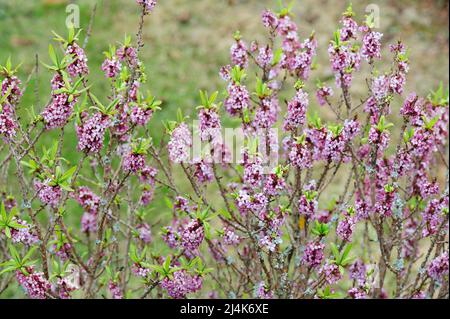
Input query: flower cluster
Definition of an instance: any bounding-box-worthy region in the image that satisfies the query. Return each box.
[16,267,51,299]
[160,270,202,299]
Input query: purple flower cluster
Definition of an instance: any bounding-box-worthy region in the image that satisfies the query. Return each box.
[123,152,146,174]
[101,57,121,78]
[298,193,318,218]
[230,39,248,69]
[193,158,213,184]
[75,186,100,233]
[320,262,342,284]
[349,259,367,285]
[261,10,278,29]
[66,43,89,77]
[348,287,367,299]
[10,218,39,246]
[76,112,111,154]
[117,46,138,67]
[34,180,62,208]
[360,27,383,62]
[0,76,21,138]
[283,88,308,132]
[224,81,250,117]
[336,209,357,242]
[254,95,279,129]
[136,223,152,243]
[328,41,361,87]
[289,139,313,169]
[168,123,192,163]
[42,74,76,129]
[302,241,325,268]
[130,106,152,126]
[181,219,205,251]
[108,281,123,299]
[2,75,23,105]
[136,0,157,14]
[255,281,273,299]
[0,104,16,139]
[222,227,240,246]
[340,16,358,41]
[421,198,446,237]
[198,108,221,142]
[316,86,333,106]
[427,252,449,282]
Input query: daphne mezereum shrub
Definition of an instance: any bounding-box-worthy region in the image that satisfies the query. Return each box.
[0,0,448,299]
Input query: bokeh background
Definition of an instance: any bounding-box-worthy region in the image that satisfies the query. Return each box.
[0,0,448,298]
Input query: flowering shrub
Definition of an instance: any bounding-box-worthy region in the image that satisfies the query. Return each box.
[0,1,448,299]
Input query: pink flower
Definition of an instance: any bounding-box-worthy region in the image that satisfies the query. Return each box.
[289,140,313,169]
[1,75,22,106]
[101,57,121,78]
[42,74,76,129]
[230,40,248,69]
[256,45,273,68]
[108,281,123,299]
[130,106,152,126]
[116,46,138,67]
[193,158,213,184]
[428,252,449,282]
[10,218,39,246]
[340,16,358,41]
[320,262,342,284]
[316,86,333,106]
[361,29,383,61]
[348,287,367,299]
[123,152,146,174]
[261,10,278,29]
[223,227,240,246]
[34,180,62,208]
[224,82,250,116]
[255,281,273,299]
[198,108,221,142]
[137,223,152,243]
[81,212,97,233]
[254,95,279,129]
[336,209,357,242]
[75,186,100,214]
[136,0,157,14]
[160,270,202,299]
